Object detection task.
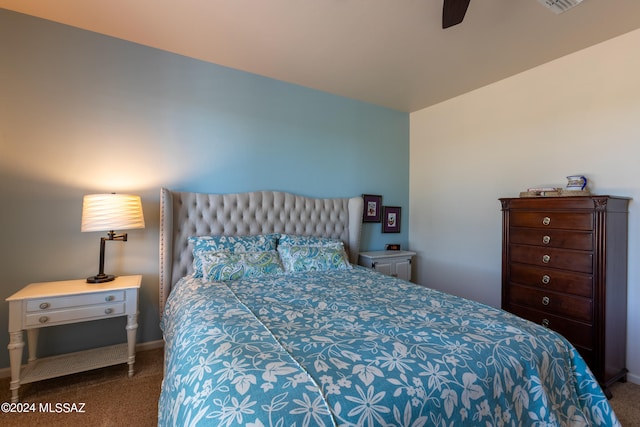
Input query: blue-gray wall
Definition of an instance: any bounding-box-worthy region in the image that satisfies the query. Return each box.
[0,10,409,368]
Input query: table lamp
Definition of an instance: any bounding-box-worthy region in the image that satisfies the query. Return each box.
[81,193,145,283]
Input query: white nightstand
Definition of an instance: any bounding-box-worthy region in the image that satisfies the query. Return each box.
[358,250,416,281]
[6,275,141,402]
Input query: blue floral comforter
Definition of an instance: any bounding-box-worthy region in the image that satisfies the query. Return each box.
[159,267,620,426]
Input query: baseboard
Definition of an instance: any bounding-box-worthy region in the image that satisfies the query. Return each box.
[0,339,164,379]
[134,339,165,352]
[627,371,640,385]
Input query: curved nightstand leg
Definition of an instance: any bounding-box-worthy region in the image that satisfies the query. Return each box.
[8,331,25,403]
[126,312,138,377]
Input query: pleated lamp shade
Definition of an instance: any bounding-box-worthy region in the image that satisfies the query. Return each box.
[81,194,145,232]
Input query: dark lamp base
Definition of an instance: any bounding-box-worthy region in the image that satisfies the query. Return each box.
[86,274,115,283]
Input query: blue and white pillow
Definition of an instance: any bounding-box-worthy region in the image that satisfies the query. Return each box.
[189,234,278,277]
[278,234,344,248]
[278,245,351,273]
[199,251,284,281]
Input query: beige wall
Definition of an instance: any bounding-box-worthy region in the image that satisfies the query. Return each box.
[410,28,640,383]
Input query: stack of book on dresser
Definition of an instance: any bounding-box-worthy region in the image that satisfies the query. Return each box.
[519,187,591,197]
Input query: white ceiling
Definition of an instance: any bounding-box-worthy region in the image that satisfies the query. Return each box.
[2,0,640,112]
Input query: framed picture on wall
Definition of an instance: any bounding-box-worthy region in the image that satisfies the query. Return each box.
[382,206,401,233]
[362,194,382,223]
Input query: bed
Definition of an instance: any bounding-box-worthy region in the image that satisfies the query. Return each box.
[158,188,620,426]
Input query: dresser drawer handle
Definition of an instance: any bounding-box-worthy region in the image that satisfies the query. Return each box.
[105,308,114,315]
[542,318,550,328]
[542,255,551,263]
[542,235,551,244]
[105,295,115,302]
[39,316,49,324]
[39,302,50,310]
[542,275,550,284]
[542,296,550,306]
[542,217,551,226]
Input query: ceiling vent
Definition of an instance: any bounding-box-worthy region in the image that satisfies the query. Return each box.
[537,0,584,14]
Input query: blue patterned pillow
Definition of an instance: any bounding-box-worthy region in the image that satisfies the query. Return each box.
[278,245,351,272]
[199,251,284,281]
[278,234,344,248]
[189,234,278,277]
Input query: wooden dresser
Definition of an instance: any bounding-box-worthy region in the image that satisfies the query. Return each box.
[500,196,629,396]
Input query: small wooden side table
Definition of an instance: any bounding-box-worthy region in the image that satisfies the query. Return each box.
[359,250,416,282]
[6,275,141,402]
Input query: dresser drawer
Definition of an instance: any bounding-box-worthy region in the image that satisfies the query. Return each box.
[510,245,592,273]
[508,284,592,323]
[510,212,592,231]
[25,303,126,327]
[26,291,125,312]
[509,264,592,298]
[506,304,593,350]
[509,228,592,250]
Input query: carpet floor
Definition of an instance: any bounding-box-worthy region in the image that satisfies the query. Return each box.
[1,347,639,426]
[609,380,640,426]
[0,347,162,427]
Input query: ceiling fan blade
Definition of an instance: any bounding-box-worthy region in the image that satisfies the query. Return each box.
[442,0,471,28]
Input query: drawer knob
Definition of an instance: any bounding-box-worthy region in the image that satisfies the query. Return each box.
[542,217,551,226]
[542,275,551,284]
[542,255,551,263]
[105,295,115,302]
[39,302,50,310]
[105,308,114,315]
[542,296,550,306]
[39,316,49,324]
[542,318,550,328]
[542,235,551,244]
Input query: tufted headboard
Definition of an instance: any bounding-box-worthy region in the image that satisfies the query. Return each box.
[159,188,364,311]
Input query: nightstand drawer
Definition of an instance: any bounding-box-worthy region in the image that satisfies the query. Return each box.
[25,302,126,327]
[26,291,125,312]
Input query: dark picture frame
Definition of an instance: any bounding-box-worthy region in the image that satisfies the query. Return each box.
[382,206,401,233]
[362,194,382,223]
